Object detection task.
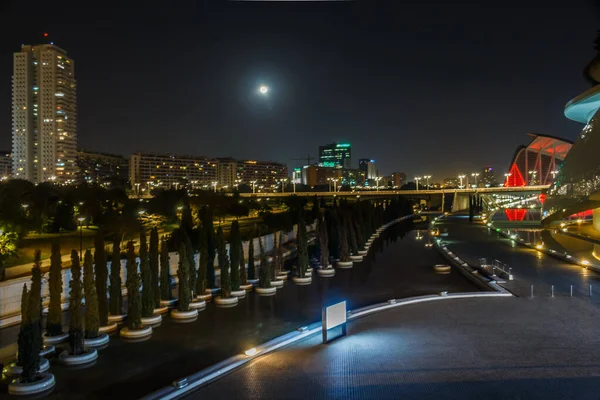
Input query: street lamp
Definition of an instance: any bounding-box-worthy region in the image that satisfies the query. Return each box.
[77,216,85,260]
[504,173,512,186]
[212,181,218,193]
[251,180,257,194]
[375,176,382,193]
[528,170,537,185]
[471,172,480,188]
[415,176,422,191]
[550,170,559,180]
[281,178,288,193]
[423,175,432,189]
[458,174,466,188]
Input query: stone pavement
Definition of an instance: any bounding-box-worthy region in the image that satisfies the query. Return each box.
[186,296,600,400]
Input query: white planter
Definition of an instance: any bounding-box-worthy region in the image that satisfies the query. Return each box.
[317,268,335,277]
[231,290,246,298]
[83,333,110,348]
[40,345,55,357]
[205,288,221,294]
[119,326,152,339]
[196,294,212,301]
[276,273,288,280]
[292,276,312,285]
[255,287,277,296]
[337,261,354,268]
[59,348,98,366]
[306,267,313,274]
[350,255,363,262]
[159,298,178,307]
[434,264,451,273]
[214,296,239,307]
[43,332,68,345]
[240,283,253,291]
[107,314,127,323]
[141,314,162,325]
[3,358,50,378]
[154,306,169,315]
[189,300,206,310]
[170,309,198,320]
[99,323,118,333]
[270,279,284,288]
[357,250,368,255]
[8,372,55,396]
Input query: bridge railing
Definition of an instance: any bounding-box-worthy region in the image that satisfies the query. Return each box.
[478,258,514,281]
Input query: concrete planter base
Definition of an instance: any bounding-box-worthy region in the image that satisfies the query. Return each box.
[317,268,336,277]
[189,300,206,310]
[214,296,239,307]
[8,372,55,396]
[306,267,313,274]
[119,326,152,339]
[196,294,212,302]
[99,323,118,334]
[247,278,259,285]
[83,333,110,348]
[107,314,127,323]
[240,283,253,291]
[154,306,169,315]
[292,276,312,285]
[159,298,177,307]
[141,314,162,325]
[270,279,284,288]
[59,348,98,366]
[357,250,368,255]
[256,287,277,296]
[337,261,354,268]
[43,332,68,345]
[231,290,246,298]
[3,358,50,378]
[276,273,288,280]
[170,309,198,320]
[434,264,451,274]
[40,345,55,357]
[350,255,363,262]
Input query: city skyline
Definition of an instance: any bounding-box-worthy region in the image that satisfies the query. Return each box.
[0,2,598,179]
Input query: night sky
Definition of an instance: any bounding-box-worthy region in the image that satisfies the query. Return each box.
[0,1,598,181]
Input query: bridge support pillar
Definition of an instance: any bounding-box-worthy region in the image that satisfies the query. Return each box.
[451,192,470,212]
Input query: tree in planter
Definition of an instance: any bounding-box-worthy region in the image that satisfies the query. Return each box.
[94,233,109,327]
[339,214,351,262]
[46,241,63,337]
[68,250,84,356]
[347,210,359,256]
[247,235,256,281]
[239,237,248,285]
[201,207,217,289]
[140,228,154,318]
[159,238,172,301]
[327,207,340,260]
[149,227,160,307]
[271,232,279,280]
[258,231,271,288]
[109,238,123,316]
[296,214,309,277]
[229,221,241,292]
[184,232,196,297]
[19,257,42,383]
[125,241,143,330]
[83,250,100,340]
[16,282,29,367]
[177,244,190,312]
[196,225,208,296]
[217,227,231,298]
[318,212,329,268]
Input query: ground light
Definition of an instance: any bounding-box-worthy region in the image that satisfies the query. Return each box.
[581,260,591,266]
[244,348,258,357]
[536,244,544,250]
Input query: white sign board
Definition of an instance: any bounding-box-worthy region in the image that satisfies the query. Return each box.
[325,301,347,330]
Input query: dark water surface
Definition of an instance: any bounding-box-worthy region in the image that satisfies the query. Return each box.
[43,221,480,399]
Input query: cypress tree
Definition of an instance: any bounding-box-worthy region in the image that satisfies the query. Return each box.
[140,228,154,318]
[177,244,190,311]
[68,250,84,355]
[247,236,255,280]
[318,212,329,268]
[149,227,160,307]
[159,238,172,300]
[20,257,42,382]
[348,213,359,255]
[83,250,99,339]
[271,231,279,280]
[258,231,271,288]
[229,221,241,291]
[109,238,122,316]
[184,232,196,297]
[17,283,29,366]
[46,241,63,336]
[327,208,340,260]
[205,210,217,289]
[297,216,309,277]
[196,225,207,296]
[94,233,109,326]
[125,241,142,330]
[339,213,350,262]
[217,227,231,297]
[239,238,248,285]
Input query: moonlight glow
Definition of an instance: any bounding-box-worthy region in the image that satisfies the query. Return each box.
[259,85,269,94]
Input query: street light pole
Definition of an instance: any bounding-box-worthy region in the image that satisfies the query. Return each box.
[424,175,431,189]
[504,173,512,186]
[471,172,479,188]
[415,177,422,191]
[458,175,465,188]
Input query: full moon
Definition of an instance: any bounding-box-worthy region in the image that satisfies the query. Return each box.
[259,85,269,94]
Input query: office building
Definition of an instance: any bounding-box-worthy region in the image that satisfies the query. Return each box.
[129,152,218,191]
[342,168,366,187]
[237,160,288,188]
[0,152,12,179]
[76,151,128,186]
[391,172,406,188]
[443,177,459,188]
[302,165,342,187]
[319,142,351,169]
[217,158,238,189]
[481,166,497,187]
[12,43,77,183]
[359,158,378,179]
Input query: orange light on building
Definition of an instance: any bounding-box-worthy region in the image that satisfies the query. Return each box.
[44,32,49,37]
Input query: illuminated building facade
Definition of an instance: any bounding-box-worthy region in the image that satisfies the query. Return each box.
[392,172,406,187]
[302,165,342,187]
[359,158,377,179]
[0,152,12,179]
[217,158,237,188]
[319,142,351,169]
[505,134,572,187]
[481,166,497,187]
[236,160,288,187]
[12,43,77,183]
[77,151,128,185]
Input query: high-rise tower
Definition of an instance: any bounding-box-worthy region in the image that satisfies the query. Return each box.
[12,42,77,183]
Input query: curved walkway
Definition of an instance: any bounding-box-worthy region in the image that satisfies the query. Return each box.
[186,296,600,400]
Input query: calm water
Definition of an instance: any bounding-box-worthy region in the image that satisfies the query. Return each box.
[42,220,480,399]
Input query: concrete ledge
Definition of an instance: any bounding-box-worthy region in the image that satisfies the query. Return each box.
[58,348,98,366]
[83,333,110,348]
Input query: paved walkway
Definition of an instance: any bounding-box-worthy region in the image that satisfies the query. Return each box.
[186,296,600,400]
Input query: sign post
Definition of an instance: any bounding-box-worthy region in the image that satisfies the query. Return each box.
[322,301,347,344]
